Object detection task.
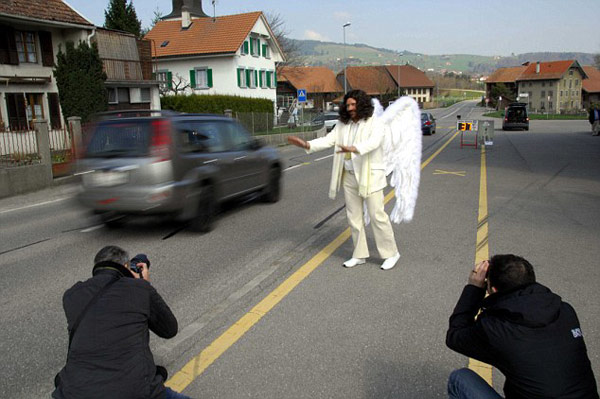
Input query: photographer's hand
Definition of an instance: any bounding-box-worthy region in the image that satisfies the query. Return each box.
[468,260,489,288]
[133,263,150,282]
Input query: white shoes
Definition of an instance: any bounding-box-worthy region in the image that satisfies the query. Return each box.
[380,253,401,270]
[343,258,366,268]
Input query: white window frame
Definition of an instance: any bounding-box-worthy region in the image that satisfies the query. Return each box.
[195,67,209,89]
[248,68,256,88]
[156,70,169,91]
[239,68,247,88]
[251,37,260,57]
[269,70,277,89]
[260,70,267,88]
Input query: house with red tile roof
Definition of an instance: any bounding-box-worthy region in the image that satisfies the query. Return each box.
[337,64,435,106]
[582,66,600,109]
[516,60,587,113]
[0,0,94,130]
[485,60,589,113]
[277,66,342,111]
[144,0,284,107]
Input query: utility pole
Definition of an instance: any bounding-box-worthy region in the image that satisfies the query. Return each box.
[343,22,351,94]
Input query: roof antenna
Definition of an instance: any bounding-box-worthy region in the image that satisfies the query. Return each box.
[212,0,216,22]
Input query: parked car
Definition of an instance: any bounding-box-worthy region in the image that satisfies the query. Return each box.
[421,112,436,135]
[77,110,282,232]
[502,102,529,131]
[311,112,339,132]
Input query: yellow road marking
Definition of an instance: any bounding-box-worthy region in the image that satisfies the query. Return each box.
[168,130,462,392]
[433,169,466,177]
[468,145,493,384]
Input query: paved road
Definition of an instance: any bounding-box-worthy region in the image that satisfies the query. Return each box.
[1,101,598,398]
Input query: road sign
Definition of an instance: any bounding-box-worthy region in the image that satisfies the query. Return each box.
[457,120,478,131]
[297,89,307,103]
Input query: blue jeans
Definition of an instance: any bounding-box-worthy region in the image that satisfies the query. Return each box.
[448,368,503,399]
[165,387,192,399]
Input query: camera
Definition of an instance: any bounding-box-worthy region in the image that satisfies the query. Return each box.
[130,254,149,274]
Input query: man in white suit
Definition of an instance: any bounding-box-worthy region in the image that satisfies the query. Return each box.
[288,90,401,270]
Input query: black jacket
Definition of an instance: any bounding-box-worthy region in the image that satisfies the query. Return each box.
[53,262,178,399]
[446,283,598,399]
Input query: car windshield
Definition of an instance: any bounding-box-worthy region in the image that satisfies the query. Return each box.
[86,120,152,157]
[421,114,429,120]
[324,114,339,121]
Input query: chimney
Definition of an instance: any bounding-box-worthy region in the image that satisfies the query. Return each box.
[535,62,540,74]
[182,6,191,29]
[165,0,209,20]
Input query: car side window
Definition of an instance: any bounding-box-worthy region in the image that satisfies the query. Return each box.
[176,121,226,153]
[227,122,252,151]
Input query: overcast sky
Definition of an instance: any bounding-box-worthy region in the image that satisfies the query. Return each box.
[66,0,600,56]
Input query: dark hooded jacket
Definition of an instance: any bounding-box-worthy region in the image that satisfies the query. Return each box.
[52,261,178,399]
[447,283,598,399]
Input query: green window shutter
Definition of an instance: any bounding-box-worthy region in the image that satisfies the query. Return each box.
[151,72,156,80]
[262,44,267,57]
[249,38,254,55]
[237,68,241,87]
[246,70,251,87]
[189,70,196,88]
[254,70,258,87]
[207,69,213,88]
[167,71,172,89]
[259,71,263,87]
[243,41,249,54]
[266,71,271,87]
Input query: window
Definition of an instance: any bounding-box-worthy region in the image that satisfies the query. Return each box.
[540,101,545,110]
[156,71,171,91]
[15,31,37,63]
[241,41,249,55]
[108,88,118,104]
[237,68,247,88]
[569,80,572,88]
[270,70,277,88]
[569,70,573,76]
[247,68,257,88]
[575,79,579,86]
[250,37,260,57]
[529,82,533,87]
[140,88,151,103]
[117,88,130,103]
[541,90,545,97]
[262,43,270,58]
[542,82,545,87]
[226,122,252,151]
[549,101,553,110]
[177,121,226,153]
[560,91,563,97]
[5,93,28,130]
[260,70,267,88]
[548,90,553,98]
[190,67,212,89]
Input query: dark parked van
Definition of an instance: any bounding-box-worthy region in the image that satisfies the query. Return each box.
[502,103,529,131]
[77,111,282,232]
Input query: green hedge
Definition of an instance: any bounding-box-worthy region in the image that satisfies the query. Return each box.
[161,94,274,114]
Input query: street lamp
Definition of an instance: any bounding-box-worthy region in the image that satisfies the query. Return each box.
[343,22,351,94]
[397,52,403,98]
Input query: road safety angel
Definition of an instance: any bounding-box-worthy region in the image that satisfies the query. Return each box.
[287,89,422,270]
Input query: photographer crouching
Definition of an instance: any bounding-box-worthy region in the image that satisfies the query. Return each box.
[53,245,191,399]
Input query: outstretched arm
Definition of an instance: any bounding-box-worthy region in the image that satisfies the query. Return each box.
[287,136,310,150]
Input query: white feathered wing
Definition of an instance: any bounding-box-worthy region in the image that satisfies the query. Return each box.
[369,97,422,224]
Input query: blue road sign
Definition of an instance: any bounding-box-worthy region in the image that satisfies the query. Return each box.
[297,89,307,103]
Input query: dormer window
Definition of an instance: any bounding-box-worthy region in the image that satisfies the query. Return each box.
[250,37,260,57]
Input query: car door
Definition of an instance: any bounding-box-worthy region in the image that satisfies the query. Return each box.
[223,121,265,196]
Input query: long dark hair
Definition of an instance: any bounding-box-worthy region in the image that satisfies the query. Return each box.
[339,89,374,124]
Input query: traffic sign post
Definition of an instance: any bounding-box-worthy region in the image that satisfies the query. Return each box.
[457,119,478,149]
[297,89,307,103]
[479,120,494,146]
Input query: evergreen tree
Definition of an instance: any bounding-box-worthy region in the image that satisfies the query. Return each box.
[53,41,107,123]
[104,0,142,37]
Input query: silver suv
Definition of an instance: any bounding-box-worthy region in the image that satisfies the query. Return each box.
[77,111,282,232]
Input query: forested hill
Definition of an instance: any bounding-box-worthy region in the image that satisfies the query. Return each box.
[292,39,597,75]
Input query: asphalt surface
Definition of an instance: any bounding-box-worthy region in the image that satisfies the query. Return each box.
[1,101,598,398]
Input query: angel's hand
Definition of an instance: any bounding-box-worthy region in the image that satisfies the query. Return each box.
[336,145,357,153]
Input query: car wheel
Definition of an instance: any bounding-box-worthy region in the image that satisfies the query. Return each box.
[262,167,281,203]
[189,185,215,233]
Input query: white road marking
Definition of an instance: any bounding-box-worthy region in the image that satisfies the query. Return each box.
[284,164,305,172]
[315,154,334,162]
[81,224,104,233]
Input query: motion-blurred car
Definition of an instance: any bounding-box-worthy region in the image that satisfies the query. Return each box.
[311,112,339,132]
[502,102,529,131]
[77,110,282,232]
[421,112,436,135]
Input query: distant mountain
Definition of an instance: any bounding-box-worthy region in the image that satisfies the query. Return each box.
[290,39,597,75]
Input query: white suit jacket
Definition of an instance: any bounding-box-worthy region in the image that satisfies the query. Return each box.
[307,115,387,199]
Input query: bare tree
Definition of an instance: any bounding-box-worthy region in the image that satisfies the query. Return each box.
[160,73,190,96]
[264,12,305,70]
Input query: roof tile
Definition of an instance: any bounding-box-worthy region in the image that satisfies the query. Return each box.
[385,65,434,88]
[582,66,600,94]
[279,66,342,93]
[485,66,527,83]
[517,60,577,81]
[0,0,92,26]
[144,12,262,58]
[344,66,397,95]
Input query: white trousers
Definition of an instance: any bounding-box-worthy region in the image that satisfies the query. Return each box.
[592,121,599,136]
[342,171,398,259]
